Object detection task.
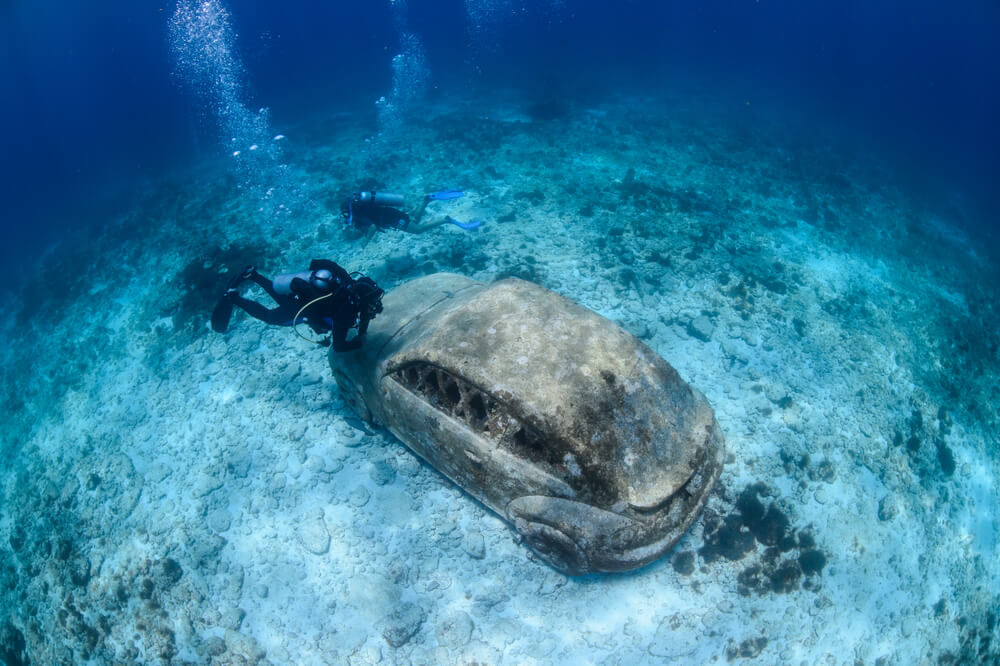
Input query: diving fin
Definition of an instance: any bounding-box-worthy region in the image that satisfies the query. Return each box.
[426,189,464,201]
[446,216,482,231]
[211,267,251,333]
[211,297,235,333]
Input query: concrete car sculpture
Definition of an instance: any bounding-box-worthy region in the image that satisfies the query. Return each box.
[329,273,725,574]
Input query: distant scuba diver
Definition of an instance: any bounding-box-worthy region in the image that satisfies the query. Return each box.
[211,259,384,352]
[340,190,482,234]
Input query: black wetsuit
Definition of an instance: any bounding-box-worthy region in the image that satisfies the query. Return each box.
[230,260,378,352]
[341,197,410,231]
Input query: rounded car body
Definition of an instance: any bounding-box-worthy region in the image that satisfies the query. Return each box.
[330,273,724,574]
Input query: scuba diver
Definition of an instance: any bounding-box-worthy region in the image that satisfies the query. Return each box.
[211,259,384,352]
[340,189,483,234]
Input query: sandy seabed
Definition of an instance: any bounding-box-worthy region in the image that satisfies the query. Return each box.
[1,92,998,665]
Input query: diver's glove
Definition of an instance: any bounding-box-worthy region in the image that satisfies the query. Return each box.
[319,336,332,348]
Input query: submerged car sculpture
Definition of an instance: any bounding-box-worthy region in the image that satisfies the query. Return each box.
[330,273,724,574]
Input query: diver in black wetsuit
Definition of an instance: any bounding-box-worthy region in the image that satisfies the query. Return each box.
[340,190,482,235]
[211,259,384,352]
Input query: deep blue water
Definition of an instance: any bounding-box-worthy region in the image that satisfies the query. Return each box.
[1,0,998,276]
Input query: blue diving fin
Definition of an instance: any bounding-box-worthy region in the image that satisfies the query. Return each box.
[446,216,482,231]
[426,189,464,201]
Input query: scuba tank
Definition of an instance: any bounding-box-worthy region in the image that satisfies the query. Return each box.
[272,271,313,296]
[273,269,339,296]
[356,191,405,207]
[343,192,406,228]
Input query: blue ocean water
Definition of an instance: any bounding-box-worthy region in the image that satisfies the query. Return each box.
[1,0,998,270]
[1,1,999,664]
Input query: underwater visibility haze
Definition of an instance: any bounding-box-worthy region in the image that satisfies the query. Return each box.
[1,0,999,664]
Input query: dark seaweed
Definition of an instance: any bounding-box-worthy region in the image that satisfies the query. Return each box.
[700,483,828,596]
